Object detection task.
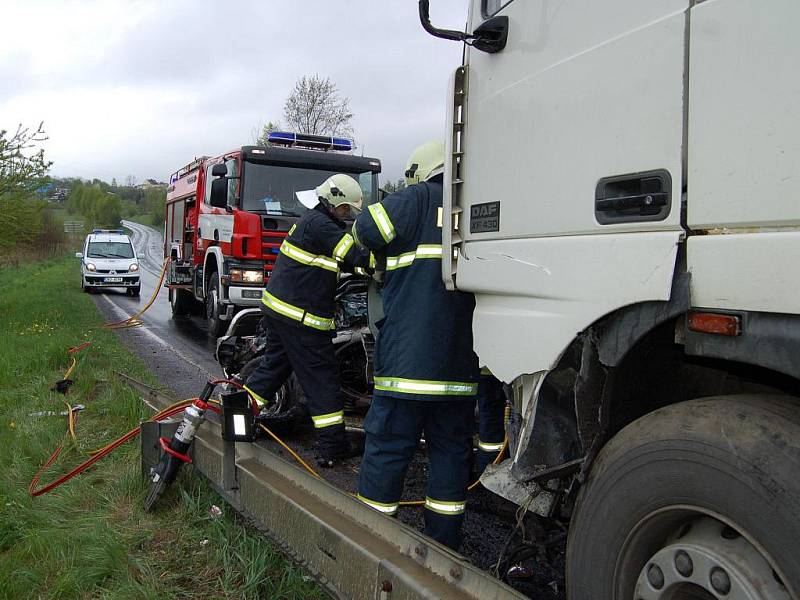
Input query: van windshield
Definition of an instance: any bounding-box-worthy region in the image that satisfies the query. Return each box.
[241,162,375,214]
[88,241,135,259]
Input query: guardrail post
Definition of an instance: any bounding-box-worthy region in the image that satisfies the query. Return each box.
[222,438,239,498]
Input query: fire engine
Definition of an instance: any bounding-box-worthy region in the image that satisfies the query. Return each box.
[164,133,382,336]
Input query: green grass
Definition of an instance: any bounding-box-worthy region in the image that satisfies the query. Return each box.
[0,258,322,599]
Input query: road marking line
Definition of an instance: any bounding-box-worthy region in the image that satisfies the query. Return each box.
[98,294,215,378]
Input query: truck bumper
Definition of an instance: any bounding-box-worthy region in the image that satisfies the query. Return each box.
[225,285,263,307]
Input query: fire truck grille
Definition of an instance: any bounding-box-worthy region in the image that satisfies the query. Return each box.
[261,230,288,277]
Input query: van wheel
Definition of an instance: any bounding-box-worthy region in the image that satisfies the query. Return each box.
[169,288,194,317]
[205,273,225,338]
[566,395,799,600]
[128,285,140,297]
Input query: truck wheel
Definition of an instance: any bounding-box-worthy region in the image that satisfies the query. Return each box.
[205,273,226,338]
[169,288,193,317]
[566,395,799,600]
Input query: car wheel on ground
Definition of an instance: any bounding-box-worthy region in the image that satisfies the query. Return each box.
[566,395,799,600]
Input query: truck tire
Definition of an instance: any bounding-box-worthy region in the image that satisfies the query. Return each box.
[205,272,226,338]
[566,395,799,600]
[169,288,193,317]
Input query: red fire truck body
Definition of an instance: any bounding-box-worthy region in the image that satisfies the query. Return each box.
[164,134,382,336]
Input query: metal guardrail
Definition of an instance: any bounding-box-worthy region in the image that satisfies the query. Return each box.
[119,373,526,600]
[64,220,85,233]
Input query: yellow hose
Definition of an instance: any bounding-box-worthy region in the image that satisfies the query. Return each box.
[62,401,76,442]
[258,424,322,479]
[102,259,169,330]
[63,357,77,380]
[249,404,510,506]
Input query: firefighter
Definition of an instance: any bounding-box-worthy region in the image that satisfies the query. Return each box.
[353,140,480,550]
[476,368,507,476]
[243,173,370,467]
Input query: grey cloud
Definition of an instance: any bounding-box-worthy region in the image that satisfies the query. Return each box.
[16,0,468,183]
[0,52,36,103]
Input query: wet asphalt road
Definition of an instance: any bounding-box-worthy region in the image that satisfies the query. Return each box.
[95,220,565,599]
[92,220,223,399]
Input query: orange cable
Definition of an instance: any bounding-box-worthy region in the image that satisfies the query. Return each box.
[102,259,169,330]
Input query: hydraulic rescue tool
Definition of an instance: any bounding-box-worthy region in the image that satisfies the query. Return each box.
[143,380,256,511]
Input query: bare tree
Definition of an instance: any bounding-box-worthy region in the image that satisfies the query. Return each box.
[283,75,354,138]
[252,120,282,146]
[0,122,51,196]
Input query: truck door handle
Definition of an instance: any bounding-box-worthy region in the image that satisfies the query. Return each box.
[594,170,672,224]
[596,192,668,213]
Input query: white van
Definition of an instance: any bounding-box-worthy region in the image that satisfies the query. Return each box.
[76,229,140,296]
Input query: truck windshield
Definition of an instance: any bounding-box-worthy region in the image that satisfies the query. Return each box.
[241,162,375,214]
[87,241,134,259]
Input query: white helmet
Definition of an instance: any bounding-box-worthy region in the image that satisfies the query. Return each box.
[404,140,445,186]
[315,174,363,213]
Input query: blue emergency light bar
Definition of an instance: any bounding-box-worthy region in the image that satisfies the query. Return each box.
[91,229,125,235]
[267,131,353,152]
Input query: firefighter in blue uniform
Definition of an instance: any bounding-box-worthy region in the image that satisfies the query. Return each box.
[244,174,370,467]
[476,368,507,476]
[353,140,479,550]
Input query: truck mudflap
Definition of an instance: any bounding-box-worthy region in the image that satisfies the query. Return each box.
[125,373,525,600]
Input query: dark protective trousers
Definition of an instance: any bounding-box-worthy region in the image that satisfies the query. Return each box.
[357,396,475,550]
[476,374,507,475]
[244,314,345,455]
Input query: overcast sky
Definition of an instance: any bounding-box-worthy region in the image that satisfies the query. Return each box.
[1,0,468,185]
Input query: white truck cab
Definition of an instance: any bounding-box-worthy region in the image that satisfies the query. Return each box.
[421,1,800,598]
[76,229,141,296]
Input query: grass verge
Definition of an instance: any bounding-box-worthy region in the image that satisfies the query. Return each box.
[0,258,322,599]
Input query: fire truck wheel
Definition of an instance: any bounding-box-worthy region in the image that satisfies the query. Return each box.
[205,272,225,337]
[169,288,193,317]
[566,395,800,600]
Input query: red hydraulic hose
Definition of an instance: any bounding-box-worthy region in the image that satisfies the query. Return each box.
[28,403,193,497]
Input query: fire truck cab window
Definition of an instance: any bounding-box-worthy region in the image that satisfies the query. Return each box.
[241,163,375,216]
[204,159,238,206]
[357,172,377,206]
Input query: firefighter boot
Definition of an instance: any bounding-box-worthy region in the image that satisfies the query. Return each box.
[315,427,365,468]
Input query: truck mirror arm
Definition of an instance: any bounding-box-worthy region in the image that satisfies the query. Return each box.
[418,0,508,53]
[418,0,473,42]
